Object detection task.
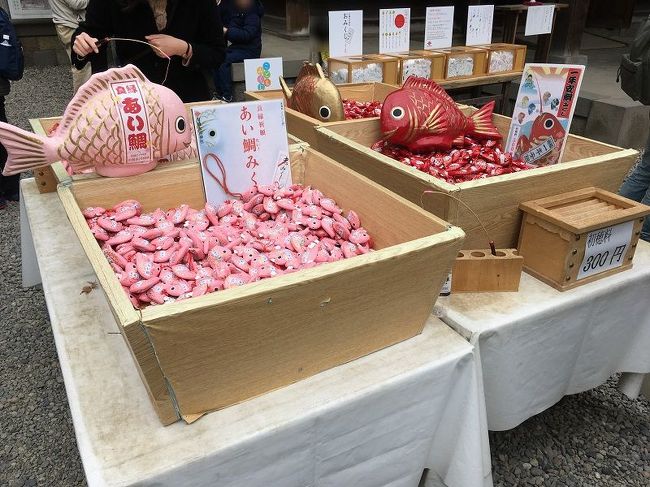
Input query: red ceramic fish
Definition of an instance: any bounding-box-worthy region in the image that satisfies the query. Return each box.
[380,76,501,152]
[515,112,566,166]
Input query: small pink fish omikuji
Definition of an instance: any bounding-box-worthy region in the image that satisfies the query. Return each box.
[0,64,192,178]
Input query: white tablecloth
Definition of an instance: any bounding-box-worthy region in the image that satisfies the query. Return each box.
[20,179,492,487]
[437,241,650,431]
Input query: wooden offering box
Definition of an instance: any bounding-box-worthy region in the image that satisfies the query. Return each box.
[518,188,650,291]
[245,82,399,146]
[57,146,465,425]
[314,109,638,250]
[387,51,446,84]
[328,54,399,85]
[476,43,527,74]
[435,47,488,79]
[452,248,523,292]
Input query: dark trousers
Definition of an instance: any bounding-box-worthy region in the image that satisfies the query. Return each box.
[0,96,19,199]
[214,47,261,99]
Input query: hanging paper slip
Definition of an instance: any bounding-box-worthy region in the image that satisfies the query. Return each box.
[192,100,292,206]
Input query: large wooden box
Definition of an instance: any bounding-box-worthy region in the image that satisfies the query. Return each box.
[245,82,399,146]
[315,111,638,249]
[434,47,489,79]
[57,146,465,425]
[476,43,527,74]
[518,188,650,290]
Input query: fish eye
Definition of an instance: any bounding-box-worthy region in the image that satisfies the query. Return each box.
[209,130,216,137]
[175,116,186,133]
[391,106,405,120]
[319,106,331,120]
[544,118,554,129]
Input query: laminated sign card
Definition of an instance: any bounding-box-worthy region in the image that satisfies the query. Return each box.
[379,8,411,54]
[329,10,363,58]
[192,100,292,206]
[466,5,494,46]
[424,6,454,50]
[244,57,283,92]
[506,64,585,166]
[525,5,554,36]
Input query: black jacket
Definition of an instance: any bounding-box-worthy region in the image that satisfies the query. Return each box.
[220,0,263,53]
[72,0,225,102]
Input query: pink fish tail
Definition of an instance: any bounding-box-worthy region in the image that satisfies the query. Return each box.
[0,122,59,176]
[468,101,501,140]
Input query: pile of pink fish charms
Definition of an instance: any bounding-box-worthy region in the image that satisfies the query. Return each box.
[83,184,373,309]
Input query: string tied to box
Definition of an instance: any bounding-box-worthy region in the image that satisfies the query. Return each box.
[420,190,497,256]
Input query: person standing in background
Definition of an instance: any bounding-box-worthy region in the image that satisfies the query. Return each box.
[0,73,17,209]
[214,0,263,102]
[48,0,91,93]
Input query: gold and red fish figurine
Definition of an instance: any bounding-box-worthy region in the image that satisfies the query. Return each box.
[515,112,566,166]
[380,76,501,152]
[280,62,345,123]
[0,64,192,178]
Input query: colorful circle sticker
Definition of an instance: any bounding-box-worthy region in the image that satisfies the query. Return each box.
[255,61,273,90]
[394,14,405,29]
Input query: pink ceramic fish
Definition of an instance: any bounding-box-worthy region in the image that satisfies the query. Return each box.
[0,64,192,177]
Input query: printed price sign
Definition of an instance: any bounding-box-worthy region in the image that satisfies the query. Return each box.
[110,80,153,165]
[329,10,364,57]
[424,6,454,50]
[192,100,292,206]
[379,8,411,54]
[244,57,283,92]
[577,221,634,280]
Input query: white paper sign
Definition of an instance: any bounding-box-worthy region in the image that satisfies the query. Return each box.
[379,8,411,54]
[192,100,292,206]
[424,6,454,50]
[466,5,494,46]
[577,221,634,280]
[329,10,364,57]
[525,5,554,36]
[244,57,283,92]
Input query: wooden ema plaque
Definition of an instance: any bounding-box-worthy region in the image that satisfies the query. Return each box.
[518,187,650,291]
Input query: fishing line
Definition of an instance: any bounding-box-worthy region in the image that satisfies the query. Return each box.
[83,36,172,85]
[420,190,496,255]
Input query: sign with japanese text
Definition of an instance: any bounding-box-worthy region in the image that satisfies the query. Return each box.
[244,57,283,92]
[424,6,454,50]
[525,5,554,36]
[506,63,585,166]
[192,100,292,206]
[577,221,634,280]
[379,8,411,54]
[329,10,363,58]
[466,5,494,46]
[110,80,153,165]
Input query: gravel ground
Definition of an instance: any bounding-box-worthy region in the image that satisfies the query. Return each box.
[0,66,649,487]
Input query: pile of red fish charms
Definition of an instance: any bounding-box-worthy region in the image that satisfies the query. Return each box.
[83,184,373,309]
[343,99,383,120]
[371,137,534,184]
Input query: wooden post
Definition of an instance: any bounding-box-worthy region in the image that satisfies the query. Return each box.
[550,0,590,64]
[286,0,309,36]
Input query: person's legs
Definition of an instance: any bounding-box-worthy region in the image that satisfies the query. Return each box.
[55,24,91,93]
[620,132,650,240]
[0,95,19,207]
[215,49,253,101]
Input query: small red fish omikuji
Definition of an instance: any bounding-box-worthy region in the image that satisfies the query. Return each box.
[380,76,502,152]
